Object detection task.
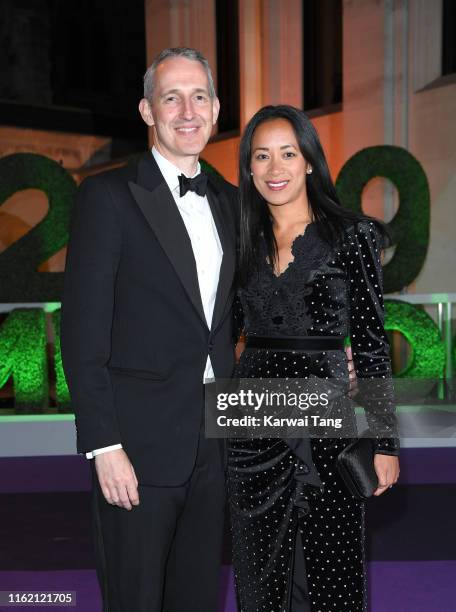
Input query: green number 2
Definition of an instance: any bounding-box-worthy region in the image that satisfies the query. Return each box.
[0,153,76,302]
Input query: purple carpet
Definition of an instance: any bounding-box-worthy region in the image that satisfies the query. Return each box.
[1,562,455,611]
[368,561,456,611]
[1,449,455,611]
[0,568,236,612]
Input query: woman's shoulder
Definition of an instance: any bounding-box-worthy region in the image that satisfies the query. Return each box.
[341,218,385,247]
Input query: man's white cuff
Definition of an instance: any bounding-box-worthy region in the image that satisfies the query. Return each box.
[86,444,123,459]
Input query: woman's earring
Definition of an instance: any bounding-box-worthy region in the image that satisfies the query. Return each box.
[250,171,253,176]
[306,166,313,174]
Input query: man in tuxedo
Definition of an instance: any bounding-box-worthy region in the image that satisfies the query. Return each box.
[61,47,238,612]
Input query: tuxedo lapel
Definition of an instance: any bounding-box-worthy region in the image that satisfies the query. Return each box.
[206,178,236,332]
[128,153,207,326]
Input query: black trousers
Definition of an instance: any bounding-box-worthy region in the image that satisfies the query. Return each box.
[91,421,226,612]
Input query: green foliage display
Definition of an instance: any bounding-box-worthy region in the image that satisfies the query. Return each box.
[0,153,76,302]
[335,145,430,294]
[384,300,445,378]
[52,309,70,408]
[0,149,446,415]
[453,332,456,374]
[0,309,49,409]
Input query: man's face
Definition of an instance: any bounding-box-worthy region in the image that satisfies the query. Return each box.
[140,56,220,166]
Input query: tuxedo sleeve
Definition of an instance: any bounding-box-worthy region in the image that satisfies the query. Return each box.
[61,176,122,454]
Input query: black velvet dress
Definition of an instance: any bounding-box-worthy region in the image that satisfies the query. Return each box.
[227,220,399,612]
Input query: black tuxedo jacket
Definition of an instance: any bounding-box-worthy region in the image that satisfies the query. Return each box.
[61,152,238,486]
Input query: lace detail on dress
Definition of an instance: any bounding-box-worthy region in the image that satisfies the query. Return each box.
[238,222,331,337]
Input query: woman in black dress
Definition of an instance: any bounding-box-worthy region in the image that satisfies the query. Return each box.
[228,105,400,612]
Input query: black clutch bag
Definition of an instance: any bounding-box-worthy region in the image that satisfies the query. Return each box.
[336,436,378,500]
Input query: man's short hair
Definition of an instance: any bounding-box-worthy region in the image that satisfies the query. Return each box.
[143,47,216,101]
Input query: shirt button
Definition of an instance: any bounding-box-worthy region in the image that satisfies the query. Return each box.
[273,290,279,296]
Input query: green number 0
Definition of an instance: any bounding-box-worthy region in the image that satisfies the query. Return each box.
[384,300,445,378]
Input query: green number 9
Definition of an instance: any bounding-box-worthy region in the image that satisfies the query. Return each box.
[336,145,430,294]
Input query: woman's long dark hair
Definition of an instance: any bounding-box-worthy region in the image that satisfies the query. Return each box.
[238,105,389,285]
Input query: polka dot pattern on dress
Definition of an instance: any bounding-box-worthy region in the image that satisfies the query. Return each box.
[228,220,399,611]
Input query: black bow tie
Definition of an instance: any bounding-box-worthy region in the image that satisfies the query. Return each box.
[178,173,208,198]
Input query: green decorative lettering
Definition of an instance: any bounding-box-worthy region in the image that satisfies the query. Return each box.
[51,309,70,408]
[385,300,445,378]
[0,153,76,302]
[0,309,49,409]
[336,145,430,293]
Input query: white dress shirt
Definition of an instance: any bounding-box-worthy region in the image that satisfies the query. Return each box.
[86,147,223,459]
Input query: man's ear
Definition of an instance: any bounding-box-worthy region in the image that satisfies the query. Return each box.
[212,96,220,125]
[139,98,155,127]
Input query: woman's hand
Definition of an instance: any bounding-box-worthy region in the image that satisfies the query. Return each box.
[235,333,246,363]
[373,454,400,496]
[345,344,358,397]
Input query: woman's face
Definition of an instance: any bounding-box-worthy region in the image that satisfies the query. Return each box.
[250,118,311,208]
